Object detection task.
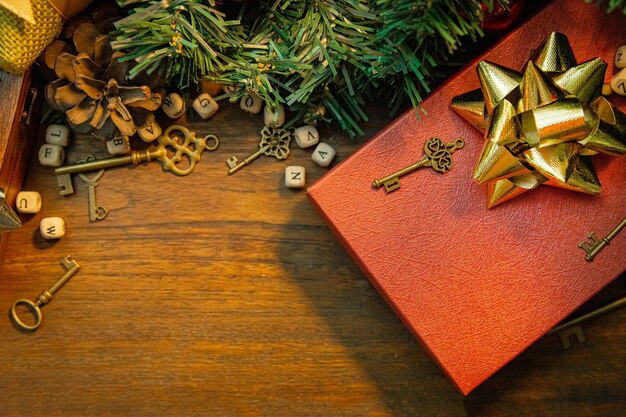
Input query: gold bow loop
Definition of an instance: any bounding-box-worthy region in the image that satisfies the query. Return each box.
[451,32,626,208]
[0,0,91,23]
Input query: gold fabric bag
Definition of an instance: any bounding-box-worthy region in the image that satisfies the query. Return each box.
[0,0,92,74]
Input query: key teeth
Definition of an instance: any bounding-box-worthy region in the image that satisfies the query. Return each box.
[226,156,239,169]
[61,255,79,271]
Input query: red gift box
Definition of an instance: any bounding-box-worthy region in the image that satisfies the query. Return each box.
[307,0,626,395]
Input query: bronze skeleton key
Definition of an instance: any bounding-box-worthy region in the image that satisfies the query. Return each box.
[372,137,464,193]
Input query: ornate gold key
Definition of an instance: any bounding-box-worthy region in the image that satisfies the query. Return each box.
[55,126,219,193]
[578,217,626,261]
[226,126,292,175]
[372,137,464,193]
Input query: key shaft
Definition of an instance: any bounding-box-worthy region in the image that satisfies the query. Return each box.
[35,256,80,307]
[55,149,165,176]
[227,145,270,175]
[372,157,430,190]
[548,296,626,336]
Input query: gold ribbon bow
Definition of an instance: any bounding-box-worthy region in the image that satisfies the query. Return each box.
[451,32,626,208]
[0,0,91,23]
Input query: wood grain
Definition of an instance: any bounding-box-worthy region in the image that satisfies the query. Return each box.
[0,102,624,417]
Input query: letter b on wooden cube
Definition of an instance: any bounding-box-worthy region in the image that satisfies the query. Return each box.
[107,137,131,155]
[285,166,306,188]
[15,191,42,214]
[40,217,65,239]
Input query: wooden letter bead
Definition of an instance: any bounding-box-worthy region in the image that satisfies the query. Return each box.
[240,92,263,114]
[615,45,626,69]
[264,104,285,127]
[137,119,162,143]
[15,191,42,214]
[222,84,240,94]
[107,136,131,155]
[192,93,219,119]
[285,166,306,188]
[294,125,319,148]
[162,92,186,119]
[40,217,65,239]
[38,144,65,167]
[610,68,626,96]
[45,124,70,147]
[311,142,336,167]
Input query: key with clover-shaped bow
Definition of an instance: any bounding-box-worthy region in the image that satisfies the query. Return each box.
[55,126,219,189]
[226,126,292,175]
[372,137,465,193]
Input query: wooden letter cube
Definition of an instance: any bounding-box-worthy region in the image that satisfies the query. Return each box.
[285,166,306,188]
[137,119,162,143]
[162,92,186,119]
[107,137,131,155]
[45,124,70,147]
[611,68,626,96]
[294,125,319,148]
[40,217,65,239]
[240,93,263,114]
[192,93,219,119]
[616,45,626,69]
[15,191,41,214]
[264,104,285,127]
[311,142,336,167]
[38,144,65,167]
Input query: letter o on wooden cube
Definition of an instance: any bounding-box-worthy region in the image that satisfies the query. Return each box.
[45,124,70,147]
[107,137,131,155]
[294,125,319,148]
[40,217,65,239]
[137,119,162,143]
[162,92,186,119]
[240,92,263,114]
[285,166,306,188]
[38,144,65,167]
[192,93,219,119]
[616,45,626,69]
[15,191,42,214]
[311,142,336,167]
[264,104,285,127]
[610,68,626,96]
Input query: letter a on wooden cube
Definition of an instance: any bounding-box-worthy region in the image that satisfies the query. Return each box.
[311,142,336,167]
[137,119,162,143]
[294,125,319,148]
[285,166,306,188]
[15,191,42,214]
[40,217,65,239]
[192,93,219,119]
[38,144,65,167]
[45,124,70,147]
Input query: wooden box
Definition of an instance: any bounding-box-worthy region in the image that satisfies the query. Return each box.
[0,70,41,241]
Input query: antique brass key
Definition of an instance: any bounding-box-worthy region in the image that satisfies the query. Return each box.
[226,126,292,175]
[55,126,219,184]
[372,137,464,193]
[578,217,626,261]
[548,296,626,349]
[75,155,108,221]
[10,256,80,331]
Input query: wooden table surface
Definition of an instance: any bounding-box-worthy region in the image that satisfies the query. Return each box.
[0,101,624,417]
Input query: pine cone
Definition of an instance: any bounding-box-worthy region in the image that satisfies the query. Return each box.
[44,22,163,141]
